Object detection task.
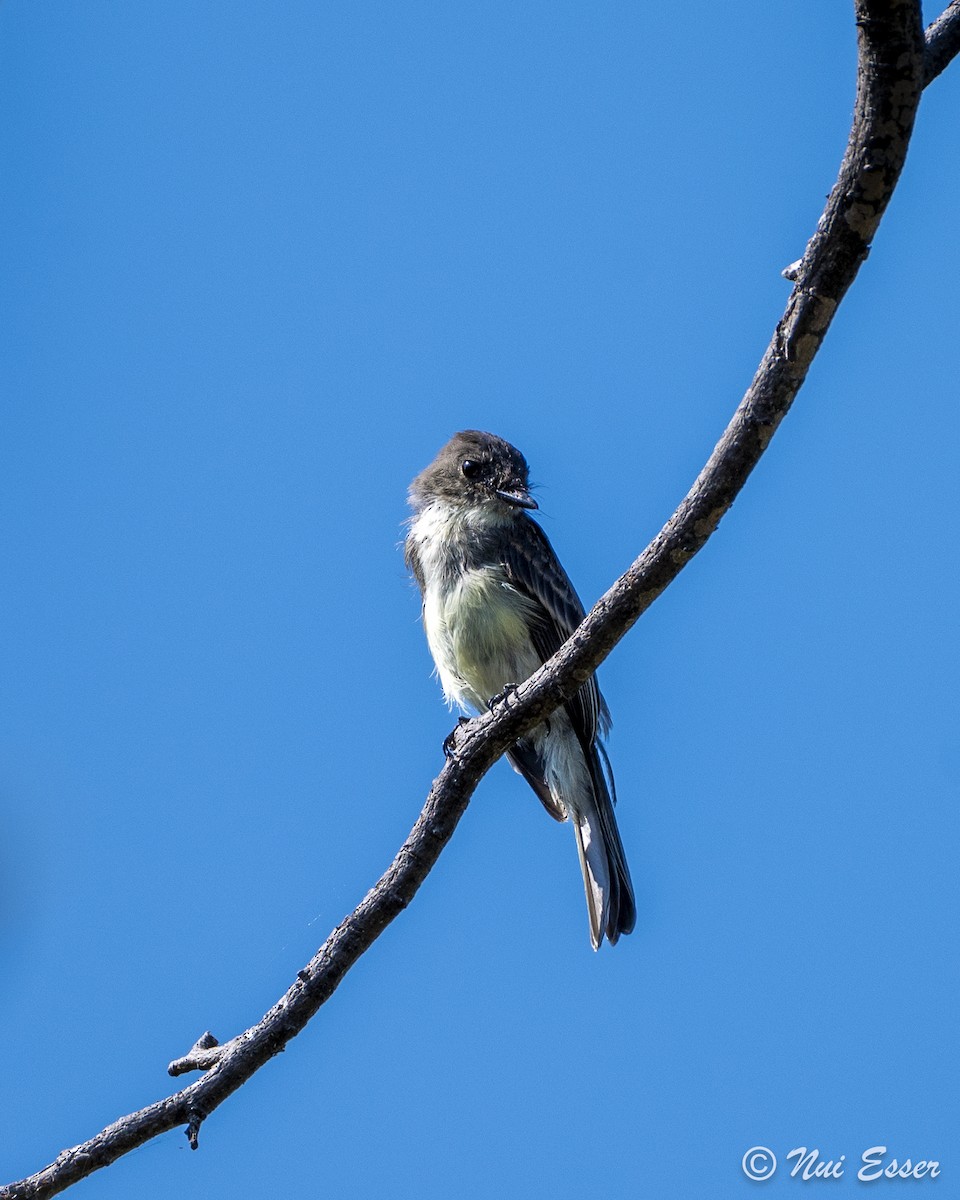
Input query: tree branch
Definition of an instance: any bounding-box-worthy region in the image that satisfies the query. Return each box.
[1,2,938,1197]
[924,0,960,83]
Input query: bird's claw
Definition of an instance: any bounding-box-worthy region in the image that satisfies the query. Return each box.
[487,683,519,712]
[443,716,471,759]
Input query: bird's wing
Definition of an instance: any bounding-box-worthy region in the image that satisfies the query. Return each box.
[505,741,567,822]
[500,515,609,747]
[404,534,426,596]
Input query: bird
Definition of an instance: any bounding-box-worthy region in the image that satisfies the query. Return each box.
[404,429,635,949]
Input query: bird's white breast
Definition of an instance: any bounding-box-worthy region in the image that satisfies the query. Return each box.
[408,501,541,712]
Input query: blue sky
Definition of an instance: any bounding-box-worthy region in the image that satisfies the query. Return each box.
[2,3,958,1197]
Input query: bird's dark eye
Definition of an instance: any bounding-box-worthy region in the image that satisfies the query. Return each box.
[461,459,482,479]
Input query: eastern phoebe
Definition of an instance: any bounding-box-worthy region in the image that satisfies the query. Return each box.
[405,430,635,949]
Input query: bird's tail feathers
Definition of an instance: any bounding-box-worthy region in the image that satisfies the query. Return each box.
[573,809,610,950]
[575,748,636,950]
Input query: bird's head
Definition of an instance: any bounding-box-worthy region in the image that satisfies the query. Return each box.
[409,430,538,514]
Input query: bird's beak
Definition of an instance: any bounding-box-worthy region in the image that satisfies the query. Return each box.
[496,487,538,510]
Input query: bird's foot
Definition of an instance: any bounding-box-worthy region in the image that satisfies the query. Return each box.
[443,716,471,759]
[487,683,519,712]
